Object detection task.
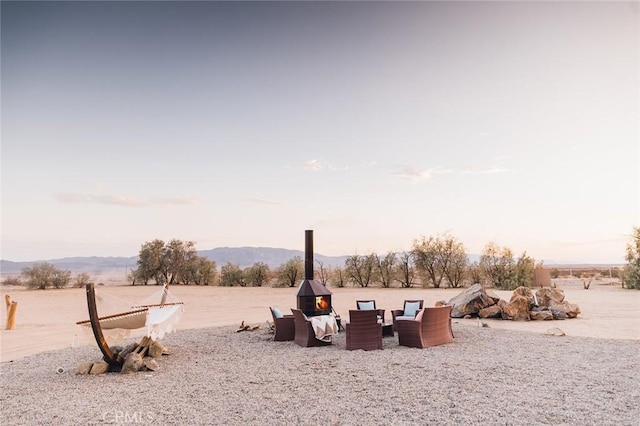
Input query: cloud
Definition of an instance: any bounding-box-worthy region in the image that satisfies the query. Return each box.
[55,193,199,207]
[393,162,508,182]
[303,159,349,172]
[246,198,281,206]
[392,166,452,182]
[304,159,324,171]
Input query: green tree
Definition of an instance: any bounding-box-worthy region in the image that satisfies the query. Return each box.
[514,252,535,288]
[181,256,217,285]
[135,239,198,285]
[480,242,517,289]
[220,262,246,287]
[344,253,377,287]
[162,239,197,285]
[245,262,270,287]
[276,257,304,287]
[136,239,165,284]
[22,263,71,289]
[623,227,640,289]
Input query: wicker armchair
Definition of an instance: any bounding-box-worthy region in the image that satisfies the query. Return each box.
[291,309,332,347]
[356,300,386,323]
[269,307,295,342]
[391,300,424,329]
[346,310,382,351]
[395,305,454,348]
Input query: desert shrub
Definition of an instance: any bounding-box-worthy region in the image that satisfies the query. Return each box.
[22,263,72,289]
[74,272,92,288]
[2,276,22,286]
[623,227,640,290]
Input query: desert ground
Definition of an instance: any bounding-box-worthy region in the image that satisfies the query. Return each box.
[1,279,639,425]
[0,278,637,362]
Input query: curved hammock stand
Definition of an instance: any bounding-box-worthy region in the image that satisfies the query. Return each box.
[76,283,183,367]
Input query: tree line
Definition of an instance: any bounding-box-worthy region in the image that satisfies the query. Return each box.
[5,228,639,290]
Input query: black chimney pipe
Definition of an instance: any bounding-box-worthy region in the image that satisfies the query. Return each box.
[305,229,313,280]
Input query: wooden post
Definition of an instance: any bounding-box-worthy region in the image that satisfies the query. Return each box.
[5,295,11,310]
[6,300,17,330]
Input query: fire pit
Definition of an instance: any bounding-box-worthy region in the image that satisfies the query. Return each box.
[296,230,332,317]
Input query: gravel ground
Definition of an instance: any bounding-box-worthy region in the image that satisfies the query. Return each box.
[1,323,638,426]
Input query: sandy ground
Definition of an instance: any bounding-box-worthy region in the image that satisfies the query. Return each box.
[1,279,638,363]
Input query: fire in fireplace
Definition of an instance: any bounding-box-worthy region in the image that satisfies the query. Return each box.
[296,230,332,317]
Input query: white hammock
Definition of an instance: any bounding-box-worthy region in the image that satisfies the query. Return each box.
[76,286,184,344]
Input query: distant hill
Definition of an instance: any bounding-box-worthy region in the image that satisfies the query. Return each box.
[0,247,349,274]
[1,249,614,276]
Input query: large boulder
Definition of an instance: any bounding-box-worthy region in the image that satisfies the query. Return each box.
[511,286,537,309]
[448,284,498,318]
[536,288,565,308]
[530,310,554,321]
[501,296,530,321]
[549,301,581,319]
[478,305,502,318]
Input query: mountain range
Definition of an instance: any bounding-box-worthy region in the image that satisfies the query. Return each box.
[0,247,351,274]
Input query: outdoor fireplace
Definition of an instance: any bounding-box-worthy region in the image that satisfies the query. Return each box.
[296,230,332,317]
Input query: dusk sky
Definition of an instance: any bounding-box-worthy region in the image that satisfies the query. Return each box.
[1,1,638,264]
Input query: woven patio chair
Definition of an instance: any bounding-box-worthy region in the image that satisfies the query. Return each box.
[346,310,383,351]
[391,299,424,329]
[356,300,386,323]
[269,307,295,342]
[395,305,454,348]
[291,309,332,347]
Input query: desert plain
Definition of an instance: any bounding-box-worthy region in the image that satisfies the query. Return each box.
[0,277,639,425]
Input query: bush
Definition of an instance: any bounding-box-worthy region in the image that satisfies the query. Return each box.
[2,276,22,286]
[21,263,72,289]
[623,227,640,290]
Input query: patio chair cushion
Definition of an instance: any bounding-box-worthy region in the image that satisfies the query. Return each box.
[272,307,283,319]
[404,301,422,317]
[394,315,415,321]
[357,301,375,310]
[414,309,424,322]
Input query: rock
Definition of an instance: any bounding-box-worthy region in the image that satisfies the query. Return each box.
[485,289,502,304]
[511,287,537,309]
[118,343,138,360]
[529,310,553,321]
[549,307,567,320]
[148,341,167,358]
[536,288,565,308]
[143,357,160,371]
[501,296,530,321]
[546,327,566,336]
[121,352,144,374]
[76,362,93,375]
[89,361,110,375]
[448,284,497,318]
[549,301,580,319]
[434,300,446,307]
[564,303,581,319]
[478,305,502,318]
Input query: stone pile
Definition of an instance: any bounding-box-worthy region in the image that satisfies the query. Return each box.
[447,284,580,321]
[76,340,169,375]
